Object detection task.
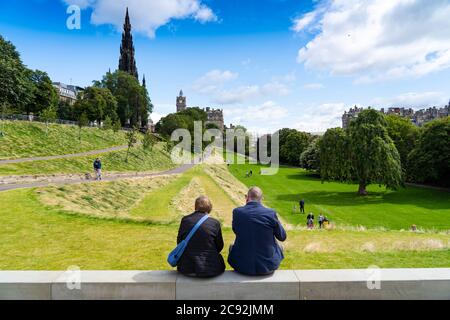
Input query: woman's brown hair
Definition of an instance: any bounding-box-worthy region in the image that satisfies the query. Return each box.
[195,196,213,213]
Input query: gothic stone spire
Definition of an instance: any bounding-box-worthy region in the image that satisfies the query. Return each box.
[119,7,139,79]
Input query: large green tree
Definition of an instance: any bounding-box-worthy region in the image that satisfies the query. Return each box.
[319,128,352,182]
[96,71,151,127]
[74,87,118,124]
[300,138,321,173]
[156,108,210,153]
[25,70,58,115]
[348,109,403,195]
[0,35,33,111]
[279,130,311,166]
[320,110,403,195]
[408,117,450,187]
[385,114,419,178]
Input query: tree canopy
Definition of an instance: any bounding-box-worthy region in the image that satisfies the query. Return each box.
[408,117,450,187]
[385,114,419,178]
[278,128,311,166]
[74,87,118,123]
[320,110,403,195]
[300,138,321,173]
[95,70,151,127]
[25,70,58,115]
[0,36,33,111]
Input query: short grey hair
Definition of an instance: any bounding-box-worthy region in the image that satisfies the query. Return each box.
[247,187,263,202]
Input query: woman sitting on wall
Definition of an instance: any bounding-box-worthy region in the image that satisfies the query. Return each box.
[176,196,225,278]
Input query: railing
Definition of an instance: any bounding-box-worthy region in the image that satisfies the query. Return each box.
[0,114,142,132]
[0,269,449,300]
[2,114,93,127]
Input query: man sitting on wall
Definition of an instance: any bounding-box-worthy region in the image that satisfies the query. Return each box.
[228,187,287,276]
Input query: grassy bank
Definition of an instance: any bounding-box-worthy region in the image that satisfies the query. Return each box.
[0,166,449,270]
[0,190,450,270]
[0,144,175,176]
[0,121,128,160]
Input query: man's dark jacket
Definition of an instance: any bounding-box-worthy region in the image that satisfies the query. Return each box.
[93,160,102,170]
[177,212,225,278]
[228,202,287,276]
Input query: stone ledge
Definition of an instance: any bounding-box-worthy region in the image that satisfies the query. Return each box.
[0,269,448,300]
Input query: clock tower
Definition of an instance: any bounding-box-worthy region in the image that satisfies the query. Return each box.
[176,90,187,113]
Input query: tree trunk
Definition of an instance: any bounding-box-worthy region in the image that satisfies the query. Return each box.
[125,146,131,163]
[358,180,368,196]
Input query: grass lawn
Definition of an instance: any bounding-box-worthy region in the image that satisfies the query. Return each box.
[0,143,175,176]
[0,166,449,270]
[228,163,450,231]
[0,121,128,160]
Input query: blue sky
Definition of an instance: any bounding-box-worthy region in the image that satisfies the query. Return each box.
[1,0,450,133]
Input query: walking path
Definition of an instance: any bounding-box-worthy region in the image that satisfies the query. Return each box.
[0,145,128,164]
[0,164,194,192]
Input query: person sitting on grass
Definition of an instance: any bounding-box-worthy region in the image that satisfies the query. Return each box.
[228,187,287,276]
[176,196,225,278]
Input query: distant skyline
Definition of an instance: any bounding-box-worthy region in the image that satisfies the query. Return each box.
[1,0,450,133]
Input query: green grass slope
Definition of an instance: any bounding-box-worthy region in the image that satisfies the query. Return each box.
[229,164,450,231]
[0,144,175,176]
[0,121,128,160]
[0,187,448,270]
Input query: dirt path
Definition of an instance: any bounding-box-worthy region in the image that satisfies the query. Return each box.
[0,164,194,192]
[0,145,129,164]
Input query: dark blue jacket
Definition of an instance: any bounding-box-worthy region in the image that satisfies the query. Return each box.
[93,160,102,170]
[228,202,287,276]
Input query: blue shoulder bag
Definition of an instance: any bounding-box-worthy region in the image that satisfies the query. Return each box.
[167,215,209,267]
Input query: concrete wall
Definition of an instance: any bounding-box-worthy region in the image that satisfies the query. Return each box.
[0,269,449,300]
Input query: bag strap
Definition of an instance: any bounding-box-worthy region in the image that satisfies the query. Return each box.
[184,214,209,244]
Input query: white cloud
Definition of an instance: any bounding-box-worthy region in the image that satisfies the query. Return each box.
[192,70,293,104]
[225,101,289,133]
[261,82,291,96]
[192,69,239,95]
[289,102,348,133]
[304,83,324,90]
[64,0,95,9]
[194,6,217,23]
[214,86,261,105]
[294,0,450,82]
[195,70,238,85]
[63,0,217,38]
[371,92,448,109]
[291,11,318,32]
[150,112,165,124]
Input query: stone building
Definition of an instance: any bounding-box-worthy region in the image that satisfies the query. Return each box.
[342,104,450,129]
[381,107,415,118]
[176,90,225,130]
[342,106,364,129]
[412,105,450,126]
[176,90,187,113]
[52,82,83,105]
[204,107,225,131]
